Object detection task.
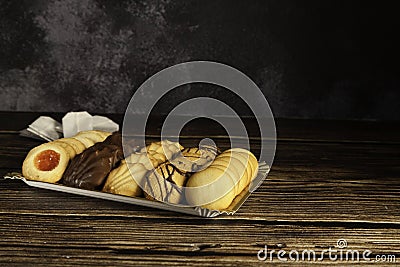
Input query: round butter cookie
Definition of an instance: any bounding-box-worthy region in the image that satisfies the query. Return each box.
[218,152,252,190]
[91,130,112,140]
[225,148,258,182]
[72,136,95,149]
[22,142,70,183]
[222,151,252,183]
[212,156,249,194]
[185,167,236,210]
[55,138,86,154]
[75,131,105,143]
[207,163,239,196]
[52,140,76,159]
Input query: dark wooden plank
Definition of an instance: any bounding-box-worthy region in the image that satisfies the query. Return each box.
[2,164,400,224]
[0,214,399,266]
[276,119,400,144]
[1,133,399,223]
[2,133,400,171]
[1,111,400,143]
[1,113,399,265]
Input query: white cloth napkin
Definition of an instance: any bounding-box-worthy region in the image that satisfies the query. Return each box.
[62,111,119,138]
[20,112,119,141]
[26,116,62,141]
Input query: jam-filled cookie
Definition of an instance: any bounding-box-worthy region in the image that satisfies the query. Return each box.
[22,142,71,183]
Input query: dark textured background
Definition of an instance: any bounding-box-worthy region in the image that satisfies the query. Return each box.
[0,0,399,120]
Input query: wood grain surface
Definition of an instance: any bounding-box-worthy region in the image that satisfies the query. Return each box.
[0,112,399,266]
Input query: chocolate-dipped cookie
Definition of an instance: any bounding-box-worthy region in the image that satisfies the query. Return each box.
[62,132,123,190]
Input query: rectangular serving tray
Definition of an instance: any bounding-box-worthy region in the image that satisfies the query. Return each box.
[4,162,269,217]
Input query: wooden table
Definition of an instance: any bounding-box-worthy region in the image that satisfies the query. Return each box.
[1,112,399,266]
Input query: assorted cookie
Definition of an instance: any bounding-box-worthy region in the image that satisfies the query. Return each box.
[22,130,111,183]
[22,133,259,211]
[170,146,218,173]
[62,132,123,190]
[141,144,219,204]
[144,162,187,204]
[22,142,71,183]
[185,148,258,210]
[103,140,183,197]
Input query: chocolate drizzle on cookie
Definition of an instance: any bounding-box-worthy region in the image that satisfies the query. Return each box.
[144,162,187,204]
[171,146,218,173]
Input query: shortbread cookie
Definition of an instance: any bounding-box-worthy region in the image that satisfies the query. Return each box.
[91,130,112,140]
[125,151,161,170]
[185,148,258,210]
[171,146,217,173]
[144,162,187,204]
[75,131,106,143]
[141,140,183,161]
[103,150,162,197]
[52,140,76,159]
[103,160,145,197]
[72,136,95,148]
[104,140,184,199]
[22,142,70,183]
[213,156,249,194]
[185,167,236,210]
[55,138,86,154]
[69,130,110,149]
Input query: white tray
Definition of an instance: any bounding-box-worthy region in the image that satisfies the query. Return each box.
[4,162,269,217]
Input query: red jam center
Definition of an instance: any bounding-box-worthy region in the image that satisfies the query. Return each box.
[34,150,60,171]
